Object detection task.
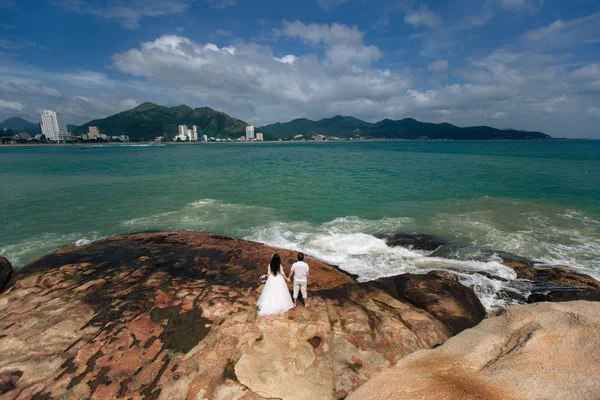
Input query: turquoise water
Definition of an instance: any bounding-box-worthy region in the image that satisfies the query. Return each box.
[1,141,599,306]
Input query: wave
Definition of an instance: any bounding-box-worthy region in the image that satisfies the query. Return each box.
[3,197,598,310]
[0,231,103,269]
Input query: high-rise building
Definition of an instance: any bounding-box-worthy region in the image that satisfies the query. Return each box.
[256,132,264,141]
[192,125,198,141]
[41,110,70,142]
[178,125,187,137]
[246,125,255,140]
[88,126,100,139]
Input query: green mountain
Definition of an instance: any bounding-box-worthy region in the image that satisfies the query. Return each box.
[259,116,551,140]
[72,102,248,140]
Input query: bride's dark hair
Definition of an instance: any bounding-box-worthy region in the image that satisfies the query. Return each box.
[270,254,281,276]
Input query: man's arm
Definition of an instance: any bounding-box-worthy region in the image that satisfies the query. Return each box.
[288,266,295,281]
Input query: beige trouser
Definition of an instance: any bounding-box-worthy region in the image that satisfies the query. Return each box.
[293,281,307,299]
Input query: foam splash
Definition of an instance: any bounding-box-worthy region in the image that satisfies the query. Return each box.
[1,231,103,269]
[3,197,599,310]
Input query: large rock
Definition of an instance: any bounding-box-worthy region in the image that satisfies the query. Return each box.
[348,301,600,400]
[370,271,486,334]
[0,232,484,400]
[0,256,12,293]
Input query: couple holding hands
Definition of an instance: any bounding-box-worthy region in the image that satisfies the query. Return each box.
[257,253,309,316]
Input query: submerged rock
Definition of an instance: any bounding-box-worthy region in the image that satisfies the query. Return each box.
[0,231,485,400]
[377,233,447,251]
[0,256,12,293]
[348,301,600,400]
[528,289,600,303]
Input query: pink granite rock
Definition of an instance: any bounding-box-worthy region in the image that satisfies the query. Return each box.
[0,232,484,399]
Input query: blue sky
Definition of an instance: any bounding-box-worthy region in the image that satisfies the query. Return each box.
[1,0,599,137]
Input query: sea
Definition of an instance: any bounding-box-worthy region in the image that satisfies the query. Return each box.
[1,140,599,309]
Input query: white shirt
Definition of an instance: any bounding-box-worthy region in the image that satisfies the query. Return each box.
[291,261,309,283]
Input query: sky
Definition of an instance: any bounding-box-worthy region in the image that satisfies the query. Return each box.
[0,0,599,137]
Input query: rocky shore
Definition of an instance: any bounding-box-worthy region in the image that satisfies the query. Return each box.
[0,231,598,399]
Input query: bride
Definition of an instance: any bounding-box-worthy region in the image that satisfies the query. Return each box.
[257,254,294,316]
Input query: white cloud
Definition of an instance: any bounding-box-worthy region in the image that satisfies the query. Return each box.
[498,0,544,14]
[523,13,600,49]
[0,99,25,112]
[487,111,506,119]
[573,64,600,80]
[281,21,381,66]
[404,5,442,30]
[111,29,410,123]
[428,60,448,72]
[216,29,234,36]
[282,20,364,46]
[206,0,236,8]
[55,0,194,29]
[276,54,297,64]
[0,80,63,98]
[0,39,35,49]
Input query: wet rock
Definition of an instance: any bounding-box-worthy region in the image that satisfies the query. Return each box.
[348,301,600,400]
[0,256,13,293]
[369,270,486,335]
[528,289,600,303]
[377,233,447,251]
[0,231,481,400]
[533,266,600,289]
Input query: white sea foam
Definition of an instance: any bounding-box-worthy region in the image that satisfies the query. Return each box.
[1,231,103,269]
[4,197,598,311]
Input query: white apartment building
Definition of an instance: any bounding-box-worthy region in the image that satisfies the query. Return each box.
[41,110,70,142]
[178,124,199,141]
[246,125,255,140]
[178,125,187,137]
[256,132,264,141]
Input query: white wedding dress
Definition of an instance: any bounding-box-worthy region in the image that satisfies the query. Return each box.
[257,265,294,316]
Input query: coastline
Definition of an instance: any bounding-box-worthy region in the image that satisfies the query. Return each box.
[1,231,598,399]
[0,137,591,148]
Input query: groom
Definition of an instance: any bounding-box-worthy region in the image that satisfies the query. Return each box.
[288,252,309,308]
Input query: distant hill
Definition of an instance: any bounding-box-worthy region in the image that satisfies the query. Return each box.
[0,117,39,133]
[259,116,551,140]
[72,102,248,140]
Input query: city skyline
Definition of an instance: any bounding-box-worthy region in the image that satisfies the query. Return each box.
[0,1,599,138]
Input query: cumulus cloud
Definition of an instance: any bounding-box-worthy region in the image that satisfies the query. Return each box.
[281,21,381,66]
[276,54,297,64]
[55,0,194,29]
[111,32,403,110]
[404,5,442,30]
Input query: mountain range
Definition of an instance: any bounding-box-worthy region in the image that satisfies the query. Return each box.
[258,116,551,140]
[3,103,551,140]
